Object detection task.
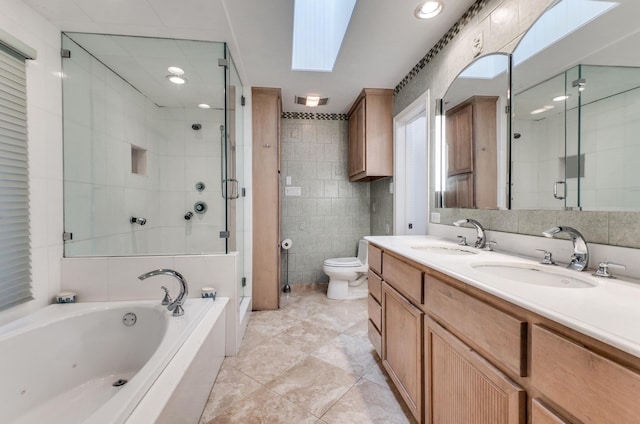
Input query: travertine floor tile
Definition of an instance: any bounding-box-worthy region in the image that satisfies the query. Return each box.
[224,339,309,384]
[266,356,359,417]
[342,318,369,340]
[202,284,412,424]
[204,386,317,424]
[311,333,378,377]
[199,362,262,423]
[321,379,417,424]
[272,320,341,353]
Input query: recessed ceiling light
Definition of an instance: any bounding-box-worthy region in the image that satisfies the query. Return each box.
[166,75,187,85]
[414,1,443,19]
[553,95,571,102]
[295,95,329,107]
[531,105,555,115]
[167,66,184,75]
[198,103,211,109]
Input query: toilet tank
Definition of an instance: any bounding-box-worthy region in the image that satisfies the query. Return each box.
[357,239,369,265]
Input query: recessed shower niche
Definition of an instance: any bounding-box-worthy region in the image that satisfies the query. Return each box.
[61,33,245,257]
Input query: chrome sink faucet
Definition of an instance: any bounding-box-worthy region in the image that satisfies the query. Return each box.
[453,219,486,249]
[138,269,188,316]
[542,226,589,272]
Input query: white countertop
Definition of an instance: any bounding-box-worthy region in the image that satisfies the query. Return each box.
[366,235,640,359]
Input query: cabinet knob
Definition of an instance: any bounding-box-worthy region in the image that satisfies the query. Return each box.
[263,143,271,148]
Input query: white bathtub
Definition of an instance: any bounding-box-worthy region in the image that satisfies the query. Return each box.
[0,298,227,424]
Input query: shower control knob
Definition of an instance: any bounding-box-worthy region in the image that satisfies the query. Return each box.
[194,201,208,214]
[195,181,205,192]
[184,211,193,220]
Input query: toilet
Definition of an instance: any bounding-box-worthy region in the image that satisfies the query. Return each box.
[323,239,369,300]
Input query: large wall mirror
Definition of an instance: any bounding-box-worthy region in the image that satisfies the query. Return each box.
[435,53,510,210]
[511,0,640,211]
[434,0,640,226]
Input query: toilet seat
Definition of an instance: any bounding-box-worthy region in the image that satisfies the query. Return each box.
[323,257,361,267]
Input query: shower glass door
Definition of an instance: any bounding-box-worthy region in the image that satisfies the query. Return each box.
[61,33,236,256]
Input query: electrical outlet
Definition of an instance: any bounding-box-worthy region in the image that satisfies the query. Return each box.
[385,222,391,234]
[431,212,441,223]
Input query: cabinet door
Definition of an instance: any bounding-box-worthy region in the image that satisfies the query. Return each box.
[251,87,281,310]
[348,97,366,177]
[425,317,525,424]
[382,282,423,422]
[531,399,570,424]
[445,173,474,208]
[446,102,473,176]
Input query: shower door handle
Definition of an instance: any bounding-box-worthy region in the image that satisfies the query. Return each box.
[553,181,566,199]
[222,178,239,200]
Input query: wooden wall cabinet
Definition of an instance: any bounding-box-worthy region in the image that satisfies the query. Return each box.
[251,87,281,310]
[347,88,393,182]
[445,96,498,209]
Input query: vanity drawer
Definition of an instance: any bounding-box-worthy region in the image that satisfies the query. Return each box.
[368,270,382,303]
[368,244,382,275]
[368,294,382,332]
[368,319,382,357]
[425,276,527,377]
[532,325,640,424]
[382,253,423,305]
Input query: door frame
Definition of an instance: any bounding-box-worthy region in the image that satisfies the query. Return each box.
[393,91,430,235]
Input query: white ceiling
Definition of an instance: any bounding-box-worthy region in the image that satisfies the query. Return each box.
[23,0,477,113]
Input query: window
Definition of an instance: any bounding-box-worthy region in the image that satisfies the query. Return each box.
[0,42,31,311]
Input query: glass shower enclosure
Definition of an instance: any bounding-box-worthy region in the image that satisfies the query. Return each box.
[61,33,245,293]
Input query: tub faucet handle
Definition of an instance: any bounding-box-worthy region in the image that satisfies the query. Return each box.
[457,235,468,246]
[160,285,172,305]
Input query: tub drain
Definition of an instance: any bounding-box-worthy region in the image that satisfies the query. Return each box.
[112,379,128,387]
[122,312,137,326]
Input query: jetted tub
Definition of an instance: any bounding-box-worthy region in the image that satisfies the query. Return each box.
[0,298,227,424]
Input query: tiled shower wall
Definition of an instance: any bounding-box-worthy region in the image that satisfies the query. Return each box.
[62,38,226,256]
[280,118,370,284]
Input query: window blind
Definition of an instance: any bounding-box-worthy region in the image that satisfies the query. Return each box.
[0,44,31,311]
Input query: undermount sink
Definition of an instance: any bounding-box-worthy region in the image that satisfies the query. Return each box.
[471,262,597,288]
[411,245,478,255]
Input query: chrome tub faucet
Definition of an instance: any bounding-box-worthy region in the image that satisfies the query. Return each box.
[138,269,188,316]
[542,226,589,271]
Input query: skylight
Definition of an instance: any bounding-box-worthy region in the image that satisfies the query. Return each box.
[291,0,357,72]
[513,0,618,67]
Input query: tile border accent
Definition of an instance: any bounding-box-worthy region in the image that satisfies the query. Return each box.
[282,112,348,121]
[394,0,487,94]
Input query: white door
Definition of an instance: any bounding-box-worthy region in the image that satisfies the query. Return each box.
[404,114,427,234]
[394,92,429,236]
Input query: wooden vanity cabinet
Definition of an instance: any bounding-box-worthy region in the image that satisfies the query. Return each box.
[382,281,423,422]
[347,88,393,182]
[426,317,525,424]
[367,242,640,424]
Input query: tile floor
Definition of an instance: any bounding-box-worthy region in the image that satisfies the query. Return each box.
[199,284,417,424]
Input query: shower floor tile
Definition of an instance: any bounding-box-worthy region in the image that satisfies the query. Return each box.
[200,284,415,424]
